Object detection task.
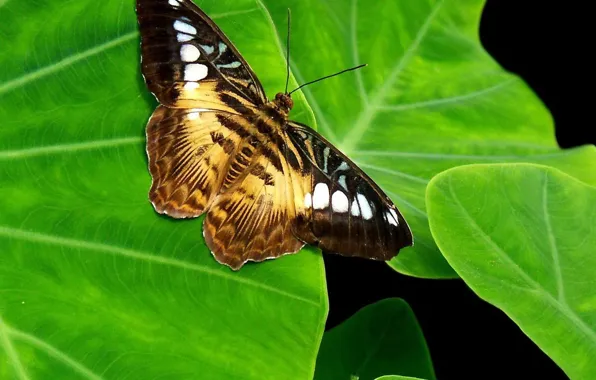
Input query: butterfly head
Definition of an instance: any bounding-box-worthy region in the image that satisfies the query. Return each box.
[273,92,294,115]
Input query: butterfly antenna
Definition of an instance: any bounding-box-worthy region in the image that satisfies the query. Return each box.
[284,8,292,94]
[288,64,367,95]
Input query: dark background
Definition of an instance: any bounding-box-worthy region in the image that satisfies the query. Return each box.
[324,1,592,379]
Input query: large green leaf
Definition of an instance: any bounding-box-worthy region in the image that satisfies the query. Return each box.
[261,0,596,278]
[314,299,435,380]
[375,377,426,380]
[426,163,596,379]
[0,1,327,379]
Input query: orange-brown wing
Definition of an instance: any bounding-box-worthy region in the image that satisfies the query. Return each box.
[203,139,304,270]
[136,0,267,110]
[147,106,251,218]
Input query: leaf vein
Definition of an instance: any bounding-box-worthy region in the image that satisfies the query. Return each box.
[8,326,104,380]
[340,0,445,153]
[376,78,518,112]
[358,162,429,184]
[542,173,566,304]
[350,0,368,104]
[0,226,320,306]
[0,136,143,160]
[0,316,30,380]
[0,32,138,97]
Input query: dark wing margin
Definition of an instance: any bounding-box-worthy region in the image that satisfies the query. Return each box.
[284,121,413,261]
[136,0,267,107]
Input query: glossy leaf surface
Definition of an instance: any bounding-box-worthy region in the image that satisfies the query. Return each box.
[315,299,435,380]
[427,164,596,379]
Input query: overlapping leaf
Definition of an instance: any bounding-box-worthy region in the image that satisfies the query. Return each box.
[315,299,435,380]
[427,164,596,379]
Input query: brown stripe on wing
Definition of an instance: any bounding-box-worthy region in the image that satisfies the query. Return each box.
[146,106,245,218]
[203,131,304,270]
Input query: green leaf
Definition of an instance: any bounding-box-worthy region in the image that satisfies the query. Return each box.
[426,163,596,379]
[0,1,326,379]
[375,376,426,380]
[314,299,435,380]
[261,0,596,278]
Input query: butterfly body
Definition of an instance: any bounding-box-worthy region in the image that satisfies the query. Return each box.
[137,0,413,270]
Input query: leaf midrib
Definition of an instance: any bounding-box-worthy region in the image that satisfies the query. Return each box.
[339,0,445,154]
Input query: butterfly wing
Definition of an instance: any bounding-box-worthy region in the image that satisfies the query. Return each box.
[285,121,413,261]
[136,0,267,109]
[137,0,269,218]
[202,119,413,270]
[147,106,257,218]
[203,138,304,270]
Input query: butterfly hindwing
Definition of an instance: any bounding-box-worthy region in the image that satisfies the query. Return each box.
[285,122,413,261]
[203,139,304,270]
[136,0,267,109]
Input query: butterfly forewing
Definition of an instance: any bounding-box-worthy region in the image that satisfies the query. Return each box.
[136,0,267,108]
[286,122,413,261]
[146,106,247,217]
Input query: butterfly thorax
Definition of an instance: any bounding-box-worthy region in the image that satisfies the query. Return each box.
[253,93,294,135]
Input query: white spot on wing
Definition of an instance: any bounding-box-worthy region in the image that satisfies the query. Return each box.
[174,20,197,35]
[304,193,312,208]
[357,193,373,220]
[338,175,348,190]
[350,197,360,216]
[332,191,349,213]
[217,61,242,69]
[337,161,349,171]
[180,44,201,62]
[168,0,180,7]
[322,147,330,173]
[313,183,329,210]
[177,33,193,43]
[387,211,398,226]
[184,81,199,90]
[184,63,208,81]
[188,110,201,120]
[388,208,399,226]
[200,44,215,55]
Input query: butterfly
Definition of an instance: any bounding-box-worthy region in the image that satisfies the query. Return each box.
[135,0,413,270]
